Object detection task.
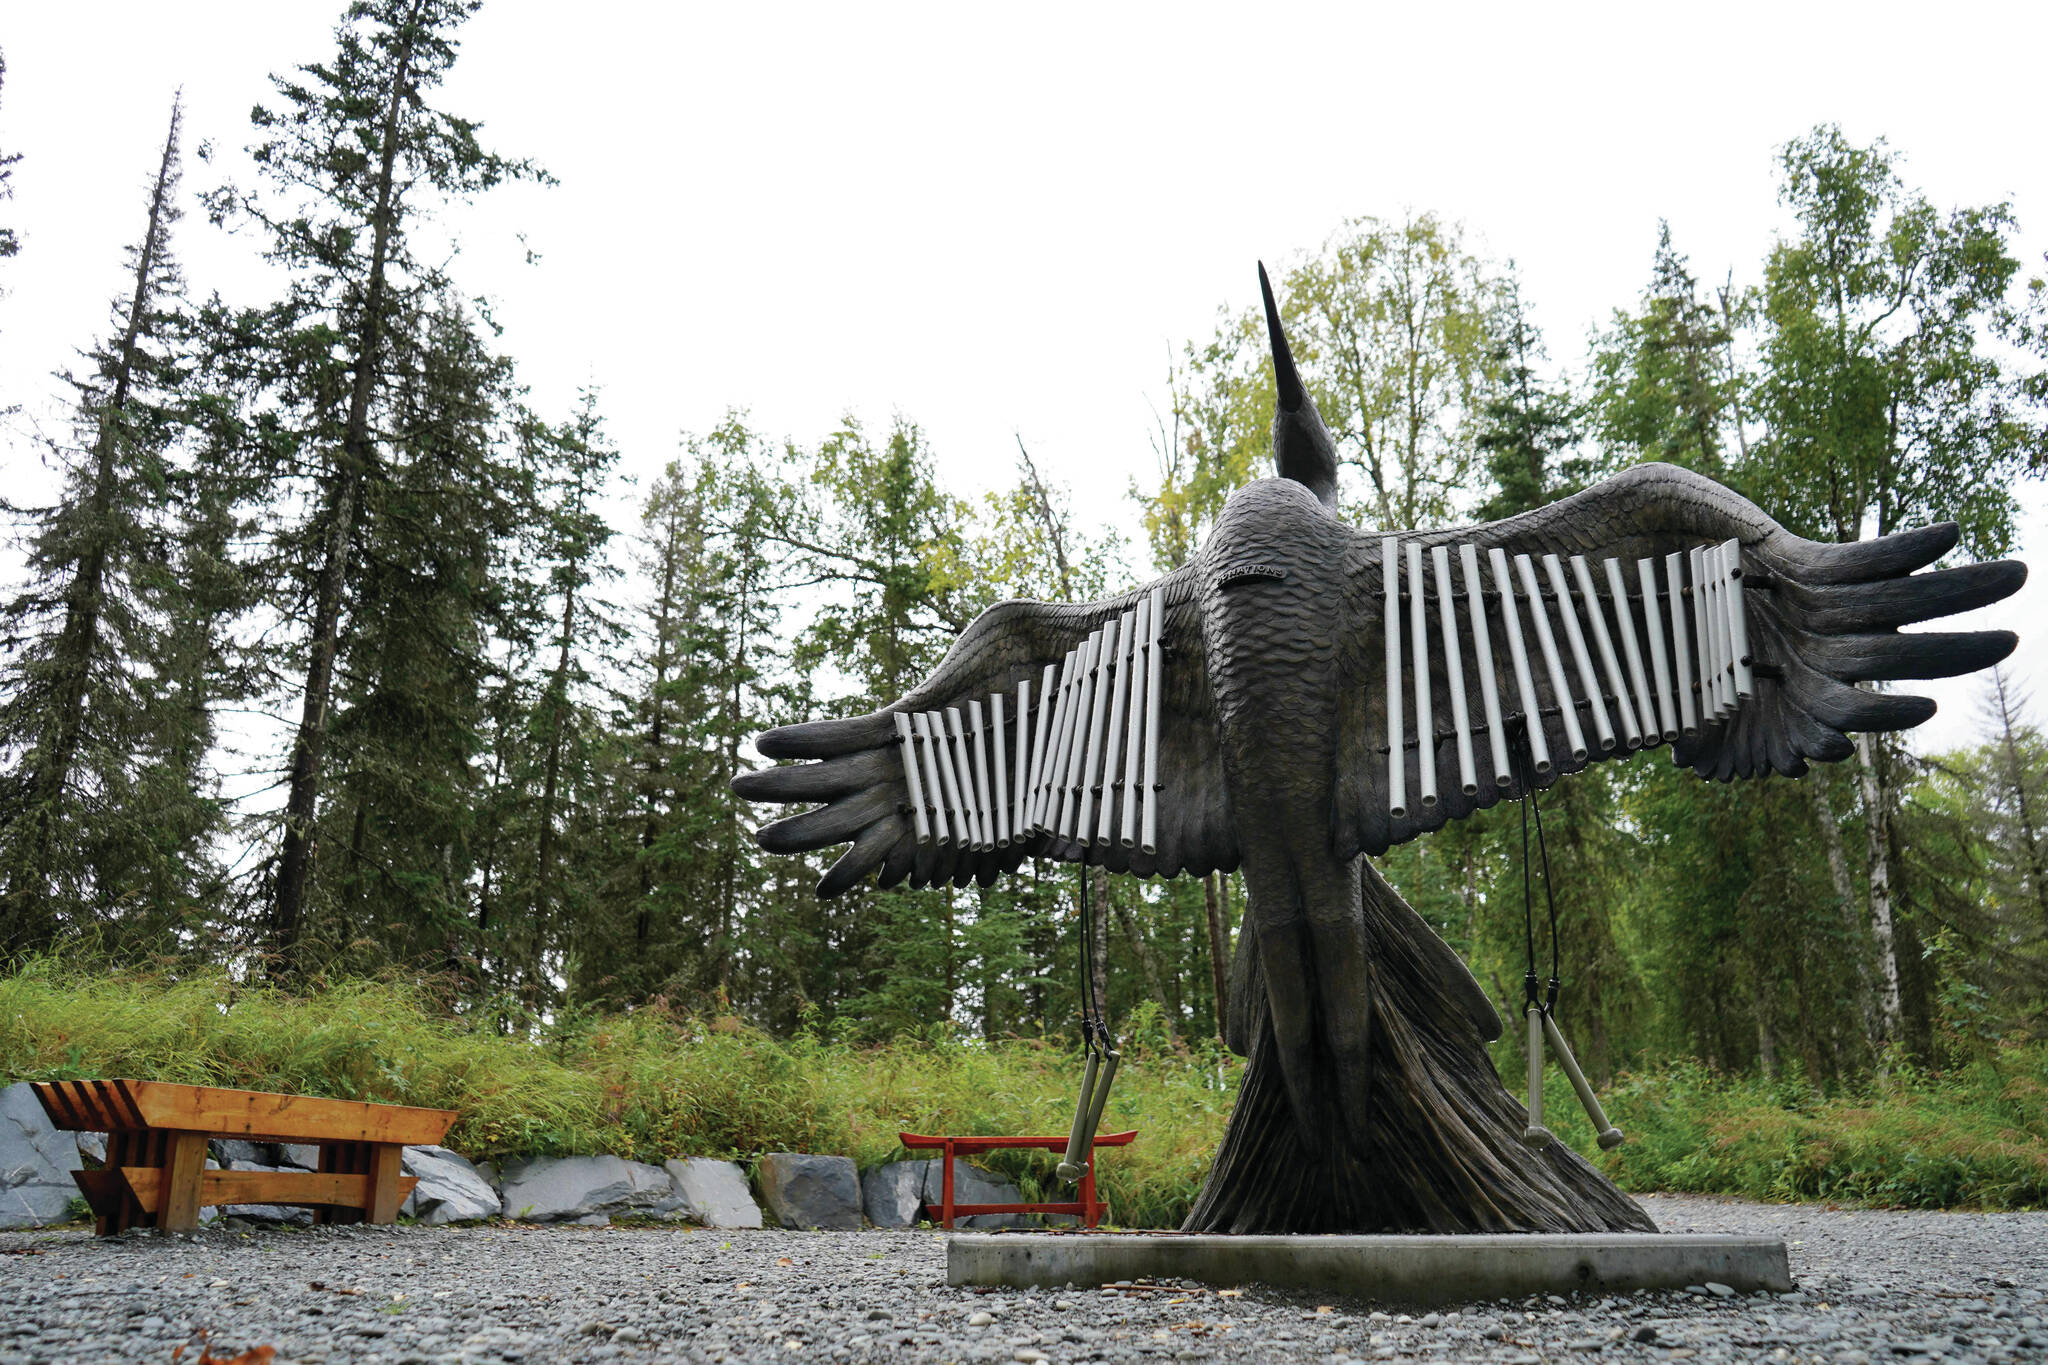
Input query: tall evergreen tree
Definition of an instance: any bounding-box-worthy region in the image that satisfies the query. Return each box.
[0,98,200,953]
[203,0,547,974]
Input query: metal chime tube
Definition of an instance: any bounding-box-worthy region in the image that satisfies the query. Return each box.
[991,694,1011,847]
[915,712,957,846]
[1543,553,1612,753]
[1013,683,1032,841]
[1141,586,1164,855]
[1516,553,1586,764]
[1077,1047,1121,1170]
[1639,559,1678,741]
[894,713,931,845]
[1490,547,1550,775]
[1076,619,1119,841]
[1702,546,1726,717]
[1542,1011,1625,1150]
[1120,597,1149,849]
[1689,547,1715,723]
[1384,538,1407,818]
[1406,542,1437,808]
[1679,548,1712,736]
[1522,1005,1554,1148]
[1056,1050,1102,1182]
[1098,611,1136,846]
[1463,544,1512,789]
[1057,633,1101,840]
[973,700,1000,848]
[1571,555,1642,748]
[1605,557,1658,743]
[1713,544,1736,715]
[1029,662,1062,833]
[1040,649,1080,832]
[1724,538,1754,699]
[943,708,982,849]
[1434,545,1478,796]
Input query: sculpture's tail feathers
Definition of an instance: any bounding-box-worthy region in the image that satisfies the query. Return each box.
[1257,262,1340,510]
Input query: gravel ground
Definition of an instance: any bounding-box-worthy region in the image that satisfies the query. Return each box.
[1,1193,2043,1365]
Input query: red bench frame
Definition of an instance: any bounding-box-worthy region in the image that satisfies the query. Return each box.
[897,1130,1136,1229]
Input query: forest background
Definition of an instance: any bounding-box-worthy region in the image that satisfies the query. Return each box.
[2,2,2046,1219]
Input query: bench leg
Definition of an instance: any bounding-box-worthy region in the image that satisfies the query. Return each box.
[159,1132,208,1232]
[366,1143,404,1224]
[941,1141,956,1230]
[316,1141,362,1225]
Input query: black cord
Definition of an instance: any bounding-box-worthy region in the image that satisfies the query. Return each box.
[1078,849,1099,1054]
[1531,784,1560,1007]
[1514,721,1539,1011]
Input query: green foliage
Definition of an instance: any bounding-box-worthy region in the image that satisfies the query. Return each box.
[8,964,2043,1215]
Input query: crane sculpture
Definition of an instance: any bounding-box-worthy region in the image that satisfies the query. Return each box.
[733,267,2026,1235]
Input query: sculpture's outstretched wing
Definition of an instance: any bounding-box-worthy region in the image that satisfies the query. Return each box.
[732,564,1236,896]
[1335,461,2026,859]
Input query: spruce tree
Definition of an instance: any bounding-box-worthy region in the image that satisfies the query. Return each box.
[202,0,547,973]
[0,98,199,953]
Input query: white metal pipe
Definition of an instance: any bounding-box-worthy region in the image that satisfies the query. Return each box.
[1384,537,1407,818]
[1605,557,1658,745]
[1724,537,1754,700]
[1542,553,1613,753]
[970,700,997,849]
[1639,559,1678,741]
[894,712,931,845]
[1689,546,1715,723]
[1571,554,1642,748]
[1406,541,1438,809]
[915,710,956,846]
[944,707,984,850]
[1709,544,1734,717]
[1516,553,1586,764]
[1075,618,1118,841]
[1120,597,1149,849]
[990,694,1010,847]
[1490,547,1550,775]
[1434,545,1478,797]
[1462,544,1512,789]
[1034,651,1076,832]
[1097,610,1136,847]
[1142,586,1165,855]
[1057,631,1101,841]
[1012,683,1031,842]
[1027,663,1059,834]
[1670,550,1698,735]
[1542,1010,1625,1150]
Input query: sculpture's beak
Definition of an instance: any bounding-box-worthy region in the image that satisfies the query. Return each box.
[1258,262,1339,510]
[1259,262,1308,415]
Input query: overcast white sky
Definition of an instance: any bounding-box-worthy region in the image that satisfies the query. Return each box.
[3,1,2044,753]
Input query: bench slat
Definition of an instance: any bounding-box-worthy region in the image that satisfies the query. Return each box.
[119,1081,455,1146]
[111,1166,422,1214]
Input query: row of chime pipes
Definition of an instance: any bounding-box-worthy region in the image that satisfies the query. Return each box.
[891,586,1169,856]
[1383,538,1753,816]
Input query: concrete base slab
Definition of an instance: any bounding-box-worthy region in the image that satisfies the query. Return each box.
[947,1232,1792,1303]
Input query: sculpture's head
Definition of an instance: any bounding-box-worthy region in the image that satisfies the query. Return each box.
[1259,262,1340,512]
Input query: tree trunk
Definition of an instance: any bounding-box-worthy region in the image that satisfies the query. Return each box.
[1202,873,1231,1042]
[1854,732,1905,1045]
[1185,855,1653,1234]
[272,27,419,973]
[536,585,576,904]
[1088,866,1110,1025]
[1807,773,1880,1056]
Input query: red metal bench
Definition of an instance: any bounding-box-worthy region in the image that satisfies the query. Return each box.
[897,1129,1136,1229]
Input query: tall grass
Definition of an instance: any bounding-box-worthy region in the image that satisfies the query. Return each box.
[5,961,2042,1220]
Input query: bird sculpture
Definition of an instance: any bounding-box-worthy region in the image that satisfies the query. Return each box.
[733,267,2027,1235]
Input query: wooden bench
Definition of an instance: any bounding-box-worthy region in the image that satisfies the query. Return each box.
[32,1079,456,1235]
[897,1129,1136,1229]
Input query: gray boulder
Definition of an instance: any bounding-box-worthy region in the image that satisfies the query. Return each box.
[0,1081,82,1228]
[664,1157,762,1229]
[861,1160,929,1228]
[219,1159,315,1225]
[495,1155,670,1223]
[757,1152,862,1230]
[210,1138,318,1170]
[924,1158,1040,1229]
[76,1130,107,1165]
[401,1145,500,1224]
